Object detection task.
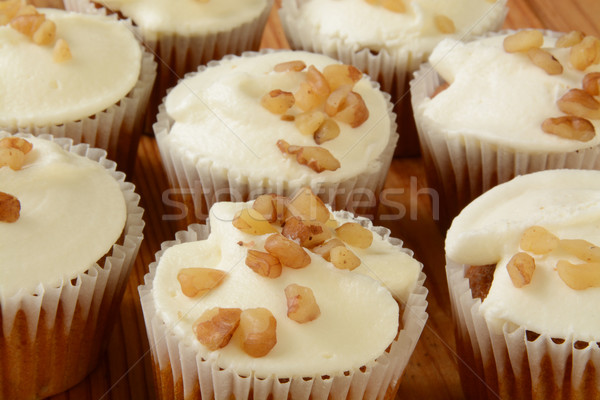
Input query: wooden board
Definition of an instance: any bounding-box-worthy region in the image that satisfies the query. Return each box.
[47,1,600,398]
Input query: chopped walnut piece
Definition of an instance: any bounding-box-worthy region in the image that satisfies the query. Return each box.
[322,64,362,91]
[431,82,450,99]
[277,139,341,173]
[335,222,373,249]
[245,250,282,278]
[282,216,332,248]
[285,284,321,323]
[307,65,331,100]
[239,308,277,357]
[335,91,369,128]
[0,192,20,223]
[506,252,535,288]
[556,30,585,48]
[274,60,306,73]
[15,5,38,17]
[295,110,326,136]
[324,84,352,117]
[0,147,25,170]
[557,260,600,290]
[177,268,227,298]
[541,116,595,142]
[434,14,455,34]
[295,81,323,111]
[527,48,563,75]
[0,137,32,154]
[232,208,278,235]
[264,233,311,269]
[0,0,22,22]
[33,19,55,45]
[261,89,295,115]
[252,193,288,224]
[519,226,559,255]
[503,30,544,53]
[381,0,406,13]
[570,36,600,71]
[10,14,44,38]
[311,238,345,261]
[314,118,340,144]
[583,72,600,96]
[559,239,600,263]
[286,187,332,224]
[330,246,361,270]
[557,88,600,120]
[53,38,71,63]
[193,307,241,351]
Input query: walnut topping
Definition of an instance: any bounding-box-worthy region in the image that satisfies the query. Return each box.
[557,260,600,290]
[506,252,535,288]
[330,246,361,270]
[335,222,373,249]
[527,48,563,75]
[53,38,71,63]
[556,31,585,48]
[541,116,595,142]
[0,137,32,154]
[503,30,544,53]
[286,187,332,223]
[282,216,332,249]
[193,307,241,351]
[559,239,600,263]
[274,60,306,73]
[0,147,25,170]
[232,208,278,235]
[252,193,288,224]
[285,284,321,323]
[277,139,341,173]
[239,308,277,357]
[334,91,369,128]
[295,110,326,136]
[0,191,20,223]
[245,250,282,278]
[363,0,406,13]
[322,64,362,91]
[520,226,559,255]
[314,118,340,144]
[311,238,345,261]
[261,89,295,114]
[570,36,600,71]
[177,268,227,298]
[557,88,600,120]
[583,72,600,96]
[434,14,456,34]
[264,233,311,269]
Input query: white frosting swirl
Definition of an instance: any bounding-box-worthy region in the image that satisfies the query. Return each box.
[286,0,506,54]
[0,9,141,128]
[0,136,127,300]
[420,34,600,152]
[152,201,421,377]
[446,169,600,341]
[96,0,268,39]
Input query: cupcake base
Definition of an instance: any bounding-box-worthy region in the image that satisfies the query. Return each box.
[0,134,144,399]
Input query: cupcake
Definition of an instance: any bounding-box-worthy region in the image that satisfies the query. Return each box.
[155,50,398,220]
[139,187,428,400]
[445,169,600,399]
[0,133,144,399]
[411,30,600,231]
[66,0,274,133]
[279,0,508,156]
[0,3,156,172]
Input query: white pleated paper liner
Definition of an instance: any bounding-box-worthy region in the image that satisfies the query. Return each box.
[278,0,508,156]
[446,260,600,399]
[11,0,157,173]
[153,49,399,221]
[0,133,144,399]
[139,212,428,400]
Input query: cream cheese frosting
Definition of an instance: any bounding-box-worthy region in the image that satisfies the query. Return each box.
[283,0,507,54]
[0,136,127,301]
[446,169,600,341]
[420,34,600,153]
[96,0,268,39]
[152,201,421,377]
[0,8,141,127]
[164,51,393,185]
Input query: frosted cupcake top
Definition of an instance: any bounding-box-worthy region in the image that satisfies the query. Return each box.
[152,190,421,377]
[281,0,507,54]
[446,169,600,341]
[0,8,141,128]
[163,51,393,185]
[419,32,600,153]
[96,0,269,39]
[0,135,127,301]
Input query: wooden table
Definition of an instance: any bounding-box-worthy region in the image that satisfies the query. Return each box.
[48,1,600,398]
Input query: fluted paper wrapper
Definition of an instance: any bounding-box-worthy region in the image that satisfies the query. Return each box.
[411,58,600,231]
[0,133,145,400]
[139,215,428,400]
[279,0,507,156]
[446,260,600,399]
[154,50,398,221]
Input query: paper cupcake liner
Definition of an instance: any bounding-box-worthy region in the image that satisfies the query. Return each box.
[139,214,428,400]
[0,133,145,400]
[154,49,399,222]
[410,57,600,231]
[446,260,600,399]
[279,0,507,156]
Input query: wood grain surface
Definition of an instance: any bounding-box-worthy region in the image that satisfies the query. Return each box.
[47,1,600,399]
